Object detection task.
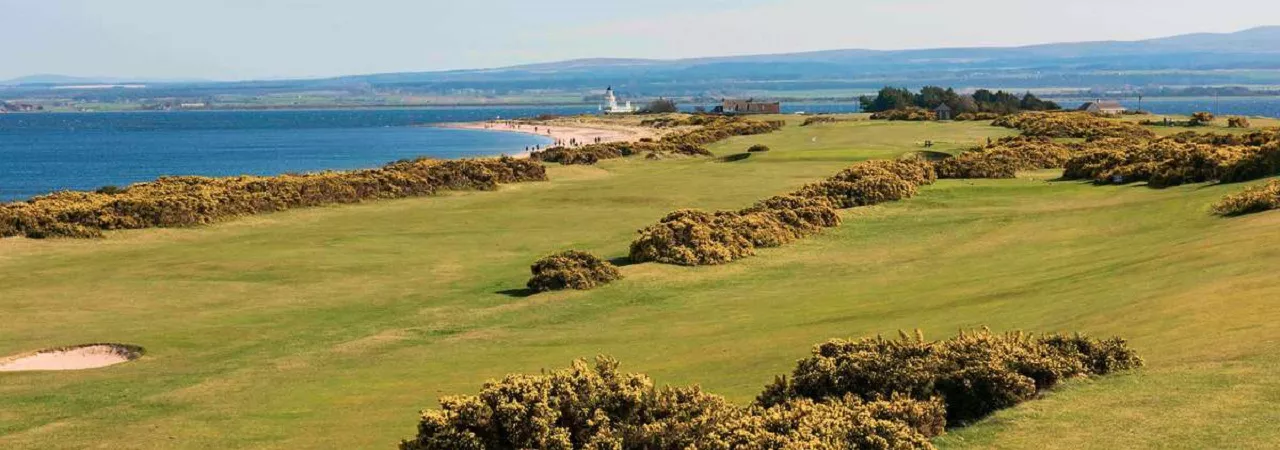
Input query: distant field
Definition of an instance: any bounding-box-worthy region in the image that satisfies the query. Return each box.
[2,115,1280,448]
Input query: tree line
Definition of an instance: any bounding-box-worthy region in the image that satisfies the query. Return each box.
[860,86,1062,115]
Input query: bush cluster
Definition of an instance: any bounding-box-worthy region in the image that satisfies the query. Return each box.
[1189,111,1215,126]
[0,157,546,239]
[952,112,1001,121]
[639,115,725,128]
[992,112,1156,140]
[1213,179,1280,216]
[629,159,935,266]
[934,137,1074,179]
[526,250,623,292]
[400,357,941,450]
[747,144,771,153]
[531,118,785,165]
[869,107,936,121]
[1062,138,1280,188]
[758,329,1144,425]
[1228,116,1251,129]
[402,329,1141,449]
[628,196,840,266]
[1164,129,1280,146]
[800,116,842,127]
[793,177,918,209]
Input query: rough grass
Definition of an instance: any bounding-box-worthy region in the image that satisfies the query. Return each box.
[2,115,1280,449]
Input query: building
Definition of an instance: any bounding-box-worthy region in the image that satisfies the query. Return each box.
[715,99,781,115]
[1079,100,1127,116]
[934,104,953,120]
[599,86,635,114]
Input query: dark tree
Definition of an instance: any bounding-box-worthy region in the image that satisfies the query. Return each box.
[640,98,679,114]
[860,87,916,112]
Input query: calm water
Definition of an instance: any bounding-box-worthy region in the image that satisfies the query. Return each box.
[1059,97,1280,117]
[0,107,584,201]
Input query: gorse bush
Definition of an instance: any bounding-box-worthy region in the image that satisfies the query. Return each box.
[758,329,1143,425]
[793,177,918,209]
[629,210,757,266]
[934,136,1073,179]
[531,117,785,165]
[1189,111,1215,126]
[829,159,938,187]
[629,159,934,267]
[400,357,943,450]
[800,116,842,127]
[627,198,841,267]
[993,112,1156,140]
[1213,179,1280,216]
[526,251,623,292]
[1228,116,1251,128]
[742,195,843,233]
[1164,129,1280,146]
[869,108,936,121]
[0,157,546,239]
[1061,137,1280,188]
[952,112,1001,121]
[747,144,771,152]
[402,330,1141,449]
[793,158,934,209]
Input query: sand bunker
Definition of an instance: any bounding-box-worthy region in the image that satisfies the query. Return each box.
[0,344,143,372]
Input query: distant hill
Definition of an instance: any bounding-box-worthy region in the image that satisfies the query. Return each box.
[0,74,123,86]
[306,26,1280,95]
[6,26,1280,102]
[0,74,209,86]
[349,26,1280,78]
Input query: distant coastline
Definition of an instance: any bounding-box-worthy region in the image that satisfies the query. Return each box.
[439,120,656,158]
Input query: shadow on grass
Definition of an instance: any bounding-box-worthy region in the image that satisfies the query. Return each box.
[719,153,752,163]
[908,150,953,161]
[496,288,537,298]
[608,256,640,267]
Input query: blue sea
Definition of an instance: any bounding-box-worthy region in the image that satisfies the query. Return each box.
[0,107,581,201]
[1057,97,1280,117]
[2,99,1278,202]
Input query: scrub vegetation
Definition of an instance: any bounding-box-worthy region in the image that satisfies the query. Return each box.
[402,330,1140,450]
[0,157,546,239]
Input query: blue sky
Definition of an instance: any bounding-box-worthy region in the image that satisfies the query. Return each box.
[3,0,1278,81]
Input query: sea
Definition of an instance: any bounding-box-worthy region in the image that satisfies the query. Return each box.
[2,99,1278,202]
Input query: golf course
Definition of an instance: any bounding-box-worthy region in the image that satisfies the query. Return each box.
[3,114,1280,449]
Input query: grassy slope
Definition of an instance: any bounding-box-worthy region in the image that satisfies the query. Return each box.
[2,116,1280,449]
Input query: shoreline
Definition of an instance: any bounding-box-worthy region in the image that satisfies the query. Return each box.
[439,121,657,158]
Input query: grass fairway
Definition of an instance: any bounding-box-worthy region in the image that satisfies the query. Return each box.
[3,116,1280,449]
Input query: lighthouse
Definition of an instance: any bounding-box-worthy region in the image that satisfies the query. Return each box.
[600,86,635,114]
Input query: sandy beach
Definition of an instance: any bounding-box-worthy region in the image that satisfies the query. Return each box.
[441,120,659,157]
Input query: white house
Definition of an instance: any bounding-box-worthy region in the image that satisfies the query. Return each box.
[1079,100,1127,116]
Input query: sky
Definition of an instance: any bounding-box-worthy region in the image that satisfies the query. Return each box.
[3,0,1280,81]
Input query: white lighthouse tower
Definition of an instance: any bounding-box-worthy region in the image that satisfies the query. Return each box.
[600,86,635,114]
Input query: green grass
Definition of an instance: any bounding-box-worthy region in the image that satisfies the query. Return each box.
[3,117,1280,449]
